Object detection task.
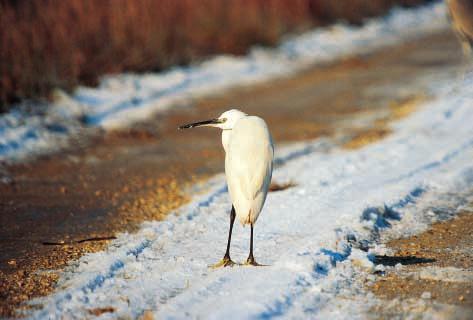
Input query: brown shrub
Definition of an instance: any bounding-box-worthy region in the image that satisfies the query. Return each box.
[0,0,430,110]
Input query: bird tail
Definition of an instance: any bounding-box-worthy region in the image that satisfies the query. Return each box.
[242,209,252,226]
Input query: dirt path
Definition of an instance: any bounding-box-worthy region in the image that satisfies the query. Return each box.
[370,206,473,318]
[0,30,463,317]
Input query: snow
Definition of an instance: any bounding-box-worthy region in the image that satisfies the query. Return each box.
[0,2,449,163]
[24,69,473,318]
[416,267,473,283]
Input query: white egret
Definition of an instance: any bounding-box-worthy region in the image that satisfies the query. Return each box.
[179,109,274,266]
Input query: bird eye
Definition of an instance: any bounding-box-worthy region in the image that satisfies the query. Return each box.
[220,118,227,123]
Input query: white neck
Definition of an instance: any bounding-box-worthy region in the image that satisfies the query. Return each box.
[221,129,232,153]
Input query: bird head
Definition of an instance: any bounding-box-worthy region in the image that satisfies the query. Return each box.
[178,109,247,131]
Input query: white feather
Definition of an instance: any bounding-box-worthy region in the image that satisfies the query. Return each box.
[225,116,273,225]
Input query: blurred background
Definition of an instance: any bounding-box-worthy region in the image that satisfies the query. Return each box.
[0,0,430,111]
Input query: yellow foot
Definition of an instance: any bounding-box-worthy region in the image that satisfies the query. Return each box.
[210,257,236,269]
[244,257,267,267]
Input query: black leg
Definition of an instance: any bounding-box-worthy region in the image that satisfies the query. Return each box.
[224,206,236,259]
[211,206,236,268]
[246,223,258,265]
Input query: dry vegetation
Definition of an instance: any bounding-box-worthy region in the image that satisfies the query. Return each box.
[0,0,429,110]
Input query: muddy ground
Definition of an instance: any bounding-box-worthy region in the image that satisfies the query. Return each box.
[370,207,473,318]
[0,30,464,317]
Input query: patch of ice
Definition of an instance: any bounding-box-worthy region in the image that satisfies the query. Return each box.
[336,297,472,320]
[418,266,473,283]
[421,291,432,299]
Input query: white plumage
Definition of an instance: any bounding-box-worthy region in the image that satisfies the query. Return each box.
[179,109,274,266]
[225,115,273,225]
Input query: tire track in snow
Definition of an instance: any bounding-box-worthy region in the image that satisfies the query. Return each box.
[254,185,426,318]
[387,137,473,184]
[256,176,473,319]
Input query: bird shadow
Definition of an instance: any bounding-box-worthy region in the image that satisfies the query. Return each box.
[372,255,436,266]
[208,261,271,269]
[269,181,296,192]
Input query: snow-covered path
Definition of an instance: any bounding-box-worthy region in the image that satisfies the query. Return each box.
[26,70,473,318]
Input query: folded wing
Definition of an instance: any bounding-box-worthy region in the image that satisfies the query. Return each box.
[225,116,273,224]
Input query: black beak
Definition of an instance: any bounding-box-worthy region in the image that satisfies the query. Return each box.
[178,118,223,130]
